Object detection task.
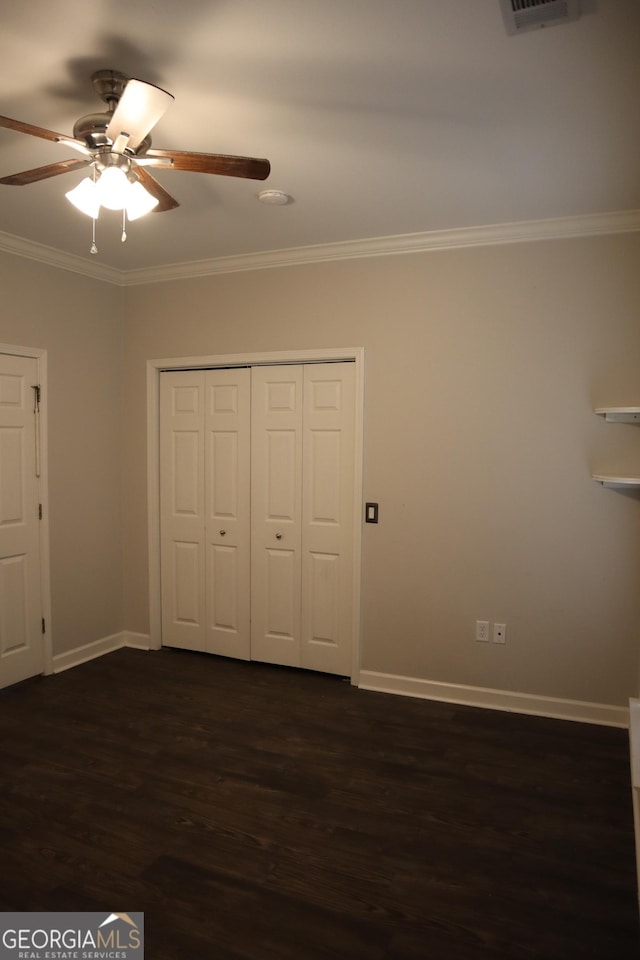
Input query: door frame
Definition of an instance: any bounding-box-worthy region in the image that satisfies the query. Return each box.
[0,343,53,676]
[147,347,365,682]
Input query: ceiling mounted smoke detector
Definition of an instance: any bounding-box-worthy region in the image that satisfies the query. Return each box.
[258,189,291,205]
[500,0,580,35]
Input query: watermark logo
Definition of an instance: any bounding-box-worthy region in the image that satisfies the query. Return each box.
[0,912,144,959]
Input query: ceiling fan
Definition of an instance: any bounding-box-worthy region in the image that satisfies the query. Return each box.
[0,69,271,233]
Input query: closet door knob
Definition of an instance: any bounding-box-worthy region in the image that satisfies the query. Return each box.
[275,532,283,539]
[220,529,226,536]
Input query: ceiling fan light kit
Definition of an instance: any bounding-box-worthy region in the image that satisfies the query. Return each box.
[0,69,271,254]
[66,168,159,217]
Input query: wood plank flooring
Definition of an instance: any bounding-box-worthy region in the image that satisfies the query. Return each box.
[0,648,638,959]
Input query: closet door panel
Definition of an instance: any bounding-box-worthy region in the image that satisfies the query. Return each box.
[301,363,355,675]
[160,372,206,650]
[205,368,251,659]
[251,366,303,667]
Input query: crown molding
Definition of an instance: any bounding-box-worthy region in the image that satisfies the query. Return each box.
[0,228,122,284]
[123,209,640,285]
[1,209,639,287]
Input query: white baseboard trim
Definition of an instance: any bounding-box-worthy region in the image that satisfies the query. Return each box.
[52,631,153,673]
[50,645,629,727]
[52,632,125,673]
[358,670,629,728]
[123,632,152,650]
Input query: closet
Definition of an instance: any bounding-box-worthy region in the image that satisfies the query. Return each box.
[159,362,356,676]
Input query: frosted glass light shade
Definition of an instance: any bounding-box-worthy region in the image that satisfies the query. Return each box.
[125,180,159,220]
[65,178,100,219]
[96,166,130,210]
[66,167,158,223]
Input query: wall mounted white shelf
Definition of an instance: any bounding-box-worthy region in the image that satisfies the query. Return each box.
[592,407,640,488]
[594,407,640,423]
[592,473,640,489]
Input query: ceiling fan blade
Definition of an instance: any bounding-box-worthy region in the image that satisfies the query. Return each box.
[106,79,174,151]
[0,114,69,143]
[0,157,88,186]
[134,167,180,212]
[0,115,91,154]
[146,148,271,181]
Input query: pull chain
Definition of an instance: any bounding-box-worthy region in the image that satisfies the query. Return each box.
[90,214,97,255]
[121,208,127,243]
[90,165,98,254]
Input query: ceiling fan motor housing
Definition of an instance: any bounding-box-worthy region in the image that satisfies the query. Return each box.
[72,111,152,154]
[72,112,111,149]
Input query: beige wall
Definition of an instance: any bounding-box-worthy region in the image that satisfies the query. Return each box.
[2,232,638,706]
[0,251,124,656]
[123,233,640,707]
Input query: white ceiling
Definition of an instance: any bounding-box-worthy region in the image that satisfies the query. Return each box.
[1,0,639,274]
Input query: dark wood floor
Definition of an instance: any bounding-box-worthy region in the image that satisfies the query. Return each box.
[0,648,638,959]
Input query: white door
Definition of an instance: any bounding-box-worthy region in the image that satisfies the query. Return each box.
[250,365,303,667]
[204,368,251,659]
[160,368,251,657]
[159,361,356,676]
[0,354,44,688]
[250,363,356,674]
[160,370,206,651]
[300,363,355,676]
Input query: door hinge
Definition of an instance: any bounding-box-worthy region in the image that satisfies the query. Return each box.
[38,503,43,520]
[32,384,41,411]
[42,617,46,634]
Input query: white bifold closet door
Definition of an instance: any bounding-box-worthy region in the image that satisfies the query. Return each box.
[251,363,355,674]
[160,362,355,676]
[160,367,251,659]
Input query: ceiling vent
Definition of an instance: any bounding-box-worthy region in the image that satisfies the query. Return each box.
[500,0,581,35]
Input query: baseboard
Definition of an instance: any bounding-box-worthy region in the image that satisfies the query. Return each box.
[123,631,152,650]
[52,632,125,673]
[52,631,154,673]
[50,644,629,727]
[358,670,629,728]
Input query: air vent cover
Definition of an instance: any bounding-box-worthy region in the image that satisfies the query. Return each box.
[500,0,580,35]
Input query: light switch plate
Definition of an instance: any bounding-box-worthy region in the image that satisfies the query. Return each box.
[365,502,379,523]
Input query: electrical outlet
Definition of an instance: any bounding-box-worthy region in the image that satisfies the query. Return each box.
[476,620,490,643]
[493,622,506,644]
